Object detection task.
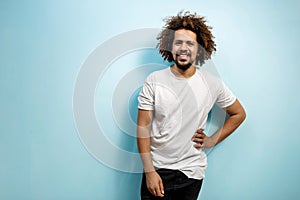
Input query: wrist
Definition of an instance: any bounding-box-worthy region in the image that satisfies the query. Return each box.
[144,167,156,174]
[210,133,220,147]
[145,170,157,178]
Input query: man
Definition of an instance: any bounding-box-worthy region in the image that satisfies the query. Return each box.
[137,11,246,200]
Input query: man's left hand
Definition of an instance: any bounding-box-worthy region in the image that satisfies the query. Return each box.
[192,129,215,149]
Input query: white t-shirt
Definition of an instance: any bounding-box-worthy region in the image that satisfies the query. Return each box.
[138,67,236,180]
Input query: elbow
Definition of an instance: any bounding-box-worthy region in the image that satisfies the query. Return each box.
[240,108,247,123]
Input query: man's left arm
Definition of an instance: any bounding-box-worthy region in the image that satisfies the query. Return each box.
[193,99,246,148]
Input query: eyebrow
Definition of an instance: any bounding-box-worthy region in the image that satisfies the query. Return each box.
[174,39,195,44]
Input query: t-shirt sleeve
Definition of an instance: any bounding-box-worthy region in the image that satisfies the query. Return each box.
[216,81,237,109]
[138,75,155,110]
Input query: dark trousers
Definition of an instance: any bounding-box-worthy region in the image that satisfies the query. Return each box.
[140,169,203,200]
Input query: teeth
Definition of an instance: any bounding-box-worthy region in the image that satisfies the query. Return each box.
[179,55,188,58]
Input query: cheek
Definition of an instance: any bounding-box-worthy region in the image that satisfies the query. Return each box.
[171,45,178,53]
[192,49,198,57]
[193,50,198,57]
[171,47,178,57]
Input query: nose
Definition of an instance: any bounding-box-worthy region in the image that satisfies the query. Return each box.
[180,42,188,51]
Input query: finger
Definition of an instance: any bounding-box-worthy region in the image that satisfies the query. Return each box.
[196,129,204,133]
[191,133,197,139]
[193,132,202,139]
[159,179,164,196]
[150,188,156,197]
[199,133,206,139]
[192,134,205,141]
[196,131,206,137]
[147,185,157,197]
[192,138,203,144]
[192,133,202,140]
[155,187,163,197]
[194,144,201,149]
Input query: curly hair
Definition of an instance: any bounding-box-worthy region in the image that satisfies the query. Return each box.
[157,11,216,66]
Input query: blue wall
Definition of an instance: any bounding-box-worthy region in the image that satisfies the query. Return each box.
[1,0,300,199]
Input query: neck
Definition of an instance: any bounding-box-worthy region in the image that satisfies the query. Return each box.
[171,64,196,78]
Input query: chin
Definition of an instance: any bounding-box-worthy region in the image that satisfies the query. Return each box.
[175,61,192,71]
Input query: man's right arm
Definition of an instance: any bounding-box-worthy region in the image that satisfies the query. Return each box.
[137,109,164,197]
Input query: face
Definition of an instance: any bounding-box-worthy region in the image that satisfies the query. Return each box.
[172,29,198,71]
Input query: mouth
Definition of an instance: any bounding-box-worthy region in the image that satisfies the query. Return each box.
[176,53,190,62]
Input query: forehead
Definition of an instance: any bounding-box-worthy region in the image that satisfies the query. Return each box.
[174,29,197,41]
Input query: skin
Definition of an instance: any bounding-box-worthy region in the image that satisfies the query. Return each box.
[171,29,198,77]
[137,29,246,198]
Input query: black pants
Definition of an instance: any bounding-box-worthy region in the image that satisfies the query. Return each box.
[140,169,203,200]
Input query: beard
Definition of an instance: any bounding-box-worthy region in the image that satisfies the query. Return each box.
[174,60,192,71]
[174,50,194,71]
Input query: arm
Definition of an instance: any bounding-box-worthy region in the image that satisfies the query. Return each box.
[137,109,164,197]
[193,99,246,148]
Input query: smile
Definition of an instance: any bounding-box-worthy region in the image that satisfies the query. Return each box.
[176,54,190,61]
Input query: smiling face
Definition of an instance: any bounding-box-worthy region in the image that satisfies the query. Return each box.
[172,29,198,71]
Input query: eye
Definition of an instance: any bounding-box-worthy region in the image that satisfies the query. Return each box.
[187,41,195,46]
[174,40,182,45]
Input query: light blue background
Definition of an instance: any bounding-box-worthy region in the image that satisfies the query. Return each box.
[1,0,299,199]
